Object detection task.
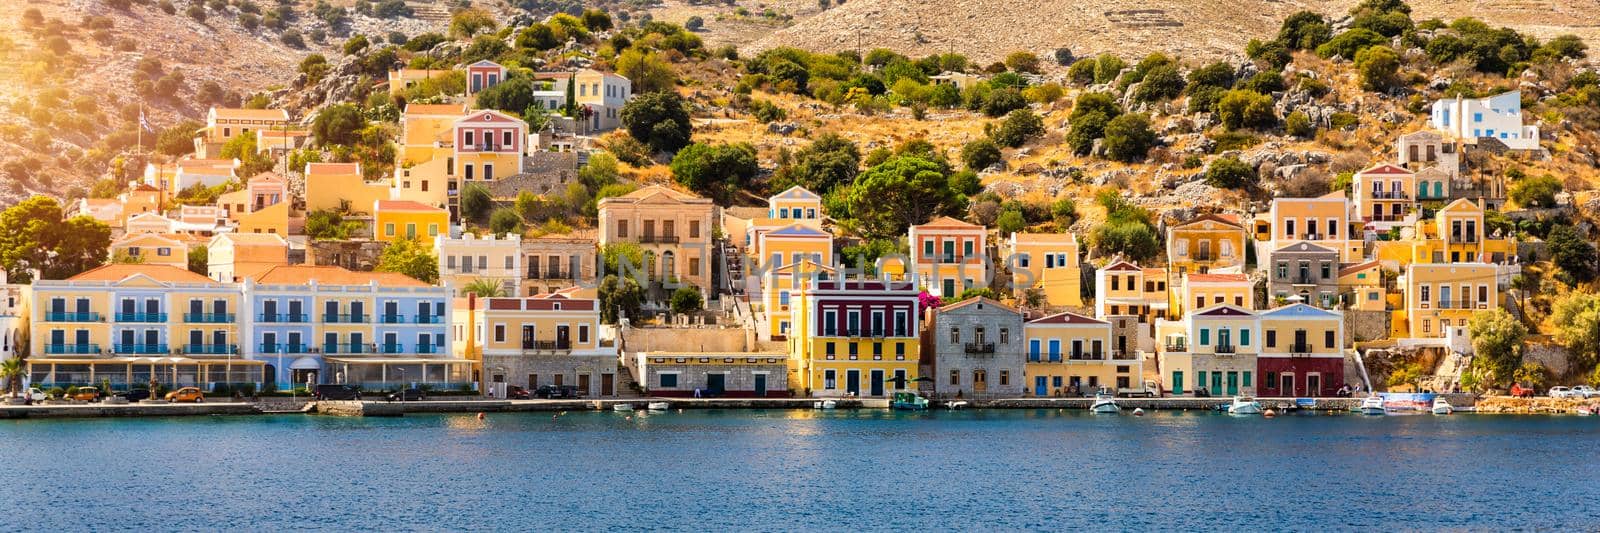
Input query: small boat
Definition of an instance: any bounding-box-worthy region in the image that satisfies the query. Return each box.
[646,402,670,411]
[945,400,969,410]
[1227,396,1263,415]
[1132,408,1145,417]
[612,403,635,412]
[1577,406,1594,417]
[813,399,837,409]
[1360,395,1386,415]
[1090,393,1120,414]
[1431,398,1454,415]
[891,392,929,410]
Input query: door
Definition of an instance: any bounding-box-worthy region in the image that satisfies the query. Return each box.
[1035,376,1047,397]
[1307,374,1321,397]
[706,373,725,396]
[845,370,860,396]
[1226,372,1239,396]
[754,374,768,397]
[1281,373,1294,396]
[527,374,538,388]
[942,278,955,297]
[1172,371,1183,395]
[973,370,987,394]
[601,373,614,396]
[1210,372,1222,396]
[577,374,591,396]
[869,370,884,397]
[556,326,570,349]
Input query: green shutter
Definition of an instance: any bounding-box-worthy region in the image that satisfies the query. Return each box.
[1243,371,1252,387]
[1240,328,1250,347]
[1199,328,1210,346]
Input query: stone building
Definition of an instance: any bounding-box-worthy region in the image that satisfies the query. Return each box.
[634,352,789,397]
[925,297,1024,399]
[1266,241,1340,308]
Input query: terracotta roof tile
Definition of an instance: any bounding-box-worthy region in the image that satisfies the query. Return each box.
[67,264,215,283]
[252,265,429,287]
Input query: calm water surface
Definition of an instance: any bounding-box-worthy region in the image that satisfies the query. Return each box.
[3,409,1598,531]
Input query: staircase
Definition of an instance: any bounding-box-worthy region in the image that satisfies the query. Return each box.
[407,2,452,24]
[611,365,646,399]
[1425,351,1470,392]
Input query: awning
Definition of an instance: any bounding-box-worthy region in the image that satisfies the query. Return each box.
[289,357,322,370]
[325,358,476,365]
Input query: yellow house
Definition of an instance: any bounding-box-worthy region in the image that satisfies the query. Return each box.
[1177,272,1254,317]
[207,232,289,283]
[1166,213,1247,275]
[374,200,449,243]
[120,183,163,222]
[453,289,620,396]
[1023,311,1135,396]
[236,201,290,236]
[1256,303,1347,397]
[1004,232,1081,308]
[1263,194,1365,262]
[305,162,390,215]
[597,185,717,294]
[1094,260,1168,323]
[787,278,920,398]
[767,186,824,226]
[27,264,262,387]
[436,233,523,296]
[109,233,189,268]
[1372,198,1516,270]
[450,109,528,216]
[1352,163,1418,229]
[909,216,987,298]
[1154,304,1258,397]
[1401,263,1500,340]
[756,223,834,339]
[733,186,826,258]
[399,103,470,165]
[388,68,453,95]
[1338,260,1387,311]
[196,107,290,158]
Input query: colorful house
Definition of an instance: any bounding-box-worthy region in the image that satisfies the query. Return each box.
[520,232,597,297]
[1177,272,1254,317]
[1266,242,1340,308]
[1258,194,1364,262]
[455,290,618,397]
[787,278,920,398]
[1255,304,1346,397]
[387,68,452,95]
[1352,163,1418,230]
[597,185,717,296]
[196,107,290,158]
[909,216,987,298]
[1429,90,1540,151]
[1004,232,1082,308]
[373,200,449,243]
[1399,263,1501,341]
[448,109,528,218]
[1338,261,1387,312]
[756,224,833,339]
[1093,260,1168,323]
[109,233,190,268]
[1166,213,1247,275]
[1375,198,1517,268]
[305,162,389,215]
[206,232,289,283]
[1155,304,1258,397]
[926,297,1025,399]
[436,233,522,296]
[464,60,507,97]
[1022,311,1130,397]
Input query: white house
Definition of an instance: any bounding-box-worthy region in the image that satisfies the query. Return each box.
[1429,91,1539,150]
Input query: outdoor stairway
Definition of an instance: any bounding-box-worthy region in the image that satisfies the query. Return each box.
[407,2,451,23]
[1425,351,1471,392]
[612,366,646,399]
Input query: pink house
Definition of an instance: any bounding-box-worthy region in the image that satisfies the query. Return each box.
[466,60,507,97]
[247,173,286,212]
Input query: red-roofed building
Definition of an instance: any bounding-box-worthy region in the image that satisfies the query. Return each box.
[909,216,987,298]
[452,291,618,397]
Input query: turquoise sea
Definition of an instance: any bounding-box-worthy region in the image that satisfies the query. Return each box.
[3,409,1598,531]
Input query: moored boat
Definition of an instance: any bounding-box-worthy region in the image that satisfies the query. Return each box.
[646,402,670,411]
[945,400,969,410]
[1431,398,1453,415]
[891,392,929,410]
[813,400,837,409]
[612,403,635,412]
[1090,393,1120,414]
[1227,396,1262,415]
[1360,395,1386,415]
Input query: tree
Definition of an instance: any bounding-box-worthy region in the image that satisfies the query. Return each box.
[670,285,704,314]
[1316,28,1385,59]
[961,139,1002,171]
[991,108,1044,148]
[996,210,1026,234]
[1552,291,1600,370]
[1509,173,1562,208]
[462,278,507,298]
[489,208,523,235]
[670,143,758,202]
[449,8,496,39]
[306,210,362,240]
[616,48,676,94]
[1004,51,1041,73]
[1205,156,1257,188]
[1277,11,1332,50]
[981,88,1026,117]
[375,237,438,284]
[0,197,111,283]
[311,104,364,146]
[187,245,208,275]
[156,120,204,156]
[1103,113,1155,162]
[773,133,861,194]
[1548,225,1597,281]
[475,77,535,115]
[1468,308,1526,387]
[220,134,274,177]
[1285,111,1315,138]
[598,274,643,324]
[1066,92,1121,155]
[1052,198,1078,227]
[1132,64,1184,102]
[460,184,492,223]
[621,91,692,153]
[1215,90,1276,130]
[846,156,963,239]
[516,23,560,50]
[1354,45,1400,91]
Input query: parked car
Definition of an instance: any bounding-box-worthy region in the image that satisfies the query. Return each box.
[1569,385,1600,399]
[506,386,531,400]
[1117,381,1161,398]
[313,384,362,401]
[535,385,580,399]
[23,387,47,403]
[1548,386,1583,399]
[69,386,102,402]
[165,387,205,402]
[120,389,151,402]
[388,388,426,401]
[1510,383,1535,398]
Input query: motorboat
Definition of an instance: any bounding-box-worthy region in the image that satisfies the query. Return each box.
[612,403,635,412]
[1090,393,1120,414]
[1360,395,1386,415]
[891,392,929,410]
[945,400,969,410]
[646,402,670,411]
[1577,406,1594,417]
[813,400,837,409]
[1431,398,1454,415]
[1227,396,1263,415]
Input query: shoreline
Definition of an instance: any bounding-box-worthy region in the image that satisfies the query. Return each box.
[2,394,1594,419]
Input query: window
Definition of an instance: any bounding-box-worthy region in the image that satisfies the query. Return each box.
[385,223,395,236]
[848,343,858,358]
[465,131,475,146]
[1019,254,1031,268]
[1111,276,1119,291]
[1325,330,1335,349]
[1028,339,1040,362]
[825,342,835,358]
[949,327,960,343]
[824,370,836,389]
[963,240,974,257]
[616,220,629,238]
[494,324,505,343]
[895,342,905,359]
[922,239,934,257]
[949,369,960,385]
[1199,329,1210,346]
[999,328,1009,344]
[659,373,678,388]
[1240,329,1250,346]
[502,131,513,146]
[689,220,701,238]
[1265,330,1276,348]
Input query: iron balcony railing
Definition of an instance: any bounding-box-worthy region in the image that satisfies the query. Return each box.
[638,235,680,244]
[415,315,444,324]
[258,343,308,354]
[1193,251,1212,261]
[324,343,370,355]
[379,315,406,324]
[113,343,168,354]
[1214,343,1237,354]
[257,313,308,323]
[1290,343,1313,355]
[115,312,167,323]
[1069,351,1105,361]
[1434,300,1484,310]
[184,312,235,323]
[323,314,369,324]
[1165,342,1188,352]
[964,342,995,354]
[522,340,572,351]
[416,344,443,355]
[184,344,238,355]
[45,343,99,355]
[44,312,101,322]
[381,344,405,355]
[1371,190,1410,200]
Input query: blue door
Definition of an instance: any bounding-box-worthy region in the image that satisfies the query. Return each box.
[1035,376,1047,397]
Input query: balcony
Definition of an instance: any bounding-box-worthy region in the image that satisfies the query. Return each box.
[1367,214,1408,222]
[415,315,444,324]
[257,313,309,323]
[522,340,572,352]
[115,312,167,323]
[184,344,238,355]
[44,312,101,322]
[1298,233,1323,241]
[1164,342,1188,352]
[1371,190,1410,200]
[1214,343,1236,354]
[1434,300,1483,310]
[323,343,370,355]
[1450,234,1480,243]
[380,343,405,354]
[1192,251,1213,261]
[113,343,168,355]
[964,342,995,354]
[379,315,407,324]
[184,312,235,323]
[323,314,369,324]
[45,343,100,355]
[527,269,572,280]
[1293,275,1319,285]
[258,343,309,354]
[417,344,443,355]
[1289,343,1313,355]
[638,234,680,244]
[1069,352,1105,361]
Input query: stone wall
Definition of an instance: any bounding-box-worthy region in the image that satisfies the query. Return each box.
[638,357,790,397]
[622,325,754,353]
[929,301,1025,399]
[1345,310,1390,343]
[1522,342,1572,378]
[307,240,388,271]
[482,353,620,395]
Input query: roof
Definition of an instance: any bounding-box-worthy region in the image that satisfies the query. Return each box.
[1141,268,1166,277]
[765,224,830,238]
[483,295,596,312]
[177,159,237,172]
[1258,303,1339,319]
[212,108,289,121]
[252,265,429,287]
[723,206,768,220]
[1358,163,1414,176]
[453,109,525,126]
[1191,304,1254,318]
[1174,213,1243,229]
[914,216,981,230]
[1028,311,1108,325]
[1339,260,1381,277]
[937,296,1017,314]
[306,162,360,175]
[1102,260,1141,272]
[112,232,185,247]
[610,185,708,203]
[1438,198,1483,213]
[1186,273,1249,284]
[1274,241,1336,254]
[771,185,820,201]
[67,264,214,283]
[1010,232,1077,245]
[375,200,446,213]
[466,60,505,69]
[210,232,287,247]
[404,103,469,116]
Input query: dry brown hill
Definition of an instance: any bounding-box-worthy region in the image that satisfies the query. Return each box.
[746,0,1600,63]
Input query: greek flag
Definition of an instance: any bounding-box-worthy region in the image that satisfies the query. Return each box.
[139,109,153,132]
